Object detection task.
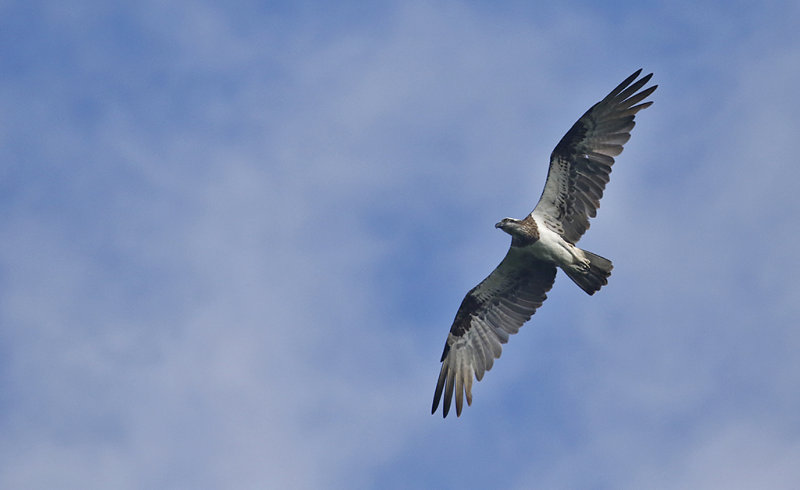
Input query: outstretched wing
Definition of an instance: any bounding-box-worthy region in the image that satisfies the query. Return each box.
[432,249,557,417]
[532,69,657,244]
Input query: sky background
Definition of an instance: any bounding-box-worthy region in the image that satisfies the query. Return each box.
[2,1,800,489]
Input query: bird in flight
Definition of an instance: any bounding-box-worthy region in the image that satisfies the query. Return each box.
[432,69,657,417]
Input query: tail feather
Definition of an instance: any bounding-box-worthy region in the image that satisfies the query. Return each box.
[564,250,613,295]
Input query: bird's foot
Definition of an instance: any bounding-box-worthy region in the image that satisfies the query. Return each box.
[575,259,591,273]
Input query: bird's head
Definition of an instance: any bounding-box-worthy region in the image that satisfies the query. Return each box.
[495,217,522,236]
[495,217,540,245]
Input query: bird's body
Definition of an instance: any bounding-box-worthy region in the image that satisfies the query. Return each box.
[500,216,586,269]
[432,69,657,417]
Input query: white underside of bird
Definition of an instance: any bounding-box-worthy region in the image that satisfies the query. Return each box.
[524,215,590,273]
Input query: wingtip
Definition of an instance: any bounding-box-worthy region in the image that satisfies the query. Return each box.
[627,69,657,87]
[633,68,655,76]
[620,70,641,87]
[431,365,447,415]
[609,69,648,100]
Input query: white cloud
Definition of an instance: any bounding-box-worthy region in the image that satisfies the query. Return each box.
[2,1,800,489]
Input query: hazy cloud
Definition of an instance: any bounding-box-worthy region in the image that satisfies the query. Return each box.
[2,1,799,489]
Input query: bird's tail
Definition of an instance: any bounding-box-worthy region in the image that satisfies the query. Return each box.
[564,250,613,295]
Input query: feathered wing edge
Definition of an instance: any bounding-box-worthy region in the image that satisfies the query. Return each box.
[432,252,557,417]
[533,69,657,244]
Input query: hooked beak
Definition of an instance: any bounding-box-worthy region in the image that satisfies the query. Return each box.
[495,221,503,229]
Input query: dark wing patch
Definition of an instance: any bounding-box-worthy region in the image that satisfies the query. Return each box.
[432,250,557,417]
[533,69,657,243]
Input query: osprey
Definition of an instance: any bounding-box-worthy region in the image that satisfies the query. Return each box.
[432,69,657,417]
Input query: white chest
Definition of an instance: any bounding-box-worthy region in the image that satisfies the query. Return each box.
[525,219,582,266]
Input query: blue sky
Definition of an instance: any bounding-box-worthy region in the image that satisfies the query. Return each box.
[2,1,800,488]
